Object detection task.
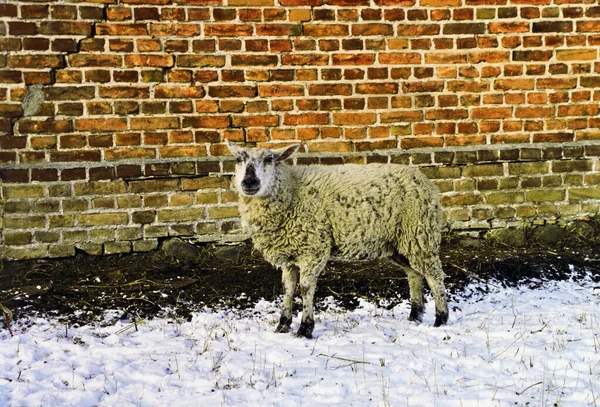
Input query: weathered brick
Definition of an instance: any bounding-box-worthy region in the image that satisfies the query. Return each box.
[39,21,92,36]
[308,83,352,96]
[157,207,206,222]
[125,54,174,67]
[208,206,239,219]
[443,23,486,35]
[205,23,253,36]
[532,21,572,33]
[9,55,65,69]
[569,188,600,200]
[78,212,128,226]
[76,118,128,132]
[526,189,565,203]
[304,24,349,37]
[96,23,147,36]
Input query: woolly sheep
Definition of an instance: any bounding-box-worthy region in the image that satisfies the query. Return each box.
[226,141,449,338]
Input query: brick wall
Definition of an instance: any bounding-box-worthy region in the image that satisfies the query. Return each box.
[1,0,600,260]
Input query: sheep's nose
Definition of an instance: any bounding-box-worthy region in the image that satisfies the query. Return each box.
[241,165,260,194]
[242,177,259,190]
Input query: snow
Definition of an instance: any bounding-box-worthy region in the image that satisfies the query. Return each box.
[1,274,599,406]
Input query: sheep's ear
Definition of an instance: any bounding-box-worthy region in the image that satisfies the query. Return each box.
[225,139,242,157]
[274,144,300,162]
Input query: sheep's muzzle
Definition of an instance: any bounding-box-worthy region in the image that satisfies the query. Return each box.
[241,164,261,195]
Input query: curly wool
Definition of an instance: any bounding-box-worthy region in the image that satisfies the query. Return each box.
[240,163,444,273]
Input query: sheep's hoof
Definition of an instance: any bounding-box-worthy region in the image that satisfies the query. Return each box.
[275,316,292,334]
[408,307,424,323]
[296,320,314,339]
[434,312,449,327]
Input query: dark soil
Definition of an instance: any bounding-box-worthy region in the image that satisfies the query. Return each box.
[2,238,600,330]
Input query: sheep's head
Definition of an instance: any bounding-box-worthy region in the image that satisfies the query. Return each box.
[226,141,300,197]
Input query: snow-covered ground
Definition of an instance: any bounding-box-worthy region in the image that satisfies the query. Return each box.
[1,273,599,406]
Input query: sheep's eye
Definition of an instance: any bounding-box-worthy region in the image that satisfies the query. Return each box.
[264,156,273,165]
[236,156,244,164]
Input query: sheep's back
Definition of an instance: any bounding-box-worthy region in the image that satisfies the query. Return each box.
[290,164,441,260]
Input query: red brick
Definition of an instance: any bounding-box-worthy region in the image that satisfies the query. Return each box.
[515,106,554,118]
[18,119,73,134]
[400,24,441,37]
[578,21,600,32]
[494,78,535,91]
[283,113,329,125]
[489,22,529,33]
[96,23,147,36]
[99,86,150,99]
[131,117,179,130]
[9,22,37,35]
[183,116,231,129]
[304,24,349,37]
[282,54,329,66]
[149,23,201,36]
[513,50,553,61]
[0,70,22,83]
[532,132,573,143]
[258,84,305,97]
[155,85,205,98]
[379,52,421,64]
[69,54,121,67]
[205,23,253,36]
[352,24,394,36]
[76,118,128,132]
[308,84,352,96]
[208,85,257,98]
[425,109,469,120]
[469,51,510,63]
[50,150,101,163]
[471,107,512,119]
[425,53,467,64]
[256,23,302,36]
[0,4,17,17]
[231,54,278,66]
[356,83,399,94]
[8,55,64,69]
[232,115,279,127]
[537,78,577,89]
[0,104,23,118]
[333,112,377,125]
[558,104,598,117]
[381,110,423,122]
[125,54,174,67]
[332,53,376,65]
[39,21,92,36]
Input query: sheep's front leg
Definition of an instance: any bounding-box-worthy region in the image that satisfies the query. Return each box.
[296,260,327,339]
[297,277,317,338]
[276,265,299,334]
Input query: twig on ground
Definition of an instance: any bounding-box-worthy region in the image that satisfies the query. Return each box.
[0,303,13,337]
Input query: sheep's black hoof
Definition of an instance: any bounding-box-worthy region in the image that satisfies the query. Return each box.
[296,319,314,339]
[434,312,449,327]
[275,316,292,333]
[408,307,424,323]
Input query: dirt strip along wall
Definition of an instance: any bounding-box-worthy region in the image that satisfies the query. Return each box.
[1,0,600,260]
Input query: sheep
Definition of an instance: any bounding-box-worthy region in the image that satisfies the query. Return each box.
[226,141,449,338]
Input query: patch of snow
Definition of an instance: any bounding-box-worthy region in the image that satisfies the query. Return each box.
[1,277,599,406]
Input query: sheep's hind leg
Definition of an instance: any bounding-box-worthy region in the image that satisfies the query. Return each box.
[276,265,299,334]
[390,255,425,323]
[422,258,449,327]
[405,255,449,327]
[425,272,449,327]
